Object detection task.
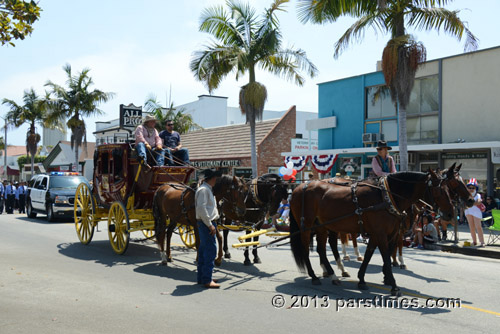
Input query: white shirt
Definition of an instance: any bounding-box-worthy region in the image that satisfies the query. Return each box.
[195,182,219,227]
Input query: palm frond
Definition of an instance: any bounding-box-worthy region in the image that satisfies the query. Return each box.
[227,0,257,49]
[190,43,241,93]
[296,0,376,24]
[333,11,387,58]
[259,47,318,86]
[199,4,246,47]
[406,7,478,51]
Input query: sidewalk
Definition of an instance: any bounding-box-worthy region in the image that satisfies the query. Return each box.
[436,223,500,260]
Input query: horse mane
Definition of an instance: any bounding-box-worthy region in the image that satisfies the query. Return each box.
[213,174,234,193]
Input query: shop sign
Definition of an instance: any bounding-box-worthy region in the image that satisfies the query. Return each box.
[192,160,241,168]
[233,168,253,178]
[442,152,487,160]
[291,138,318,151]
[120,104,142,131]
[492,148,500,164]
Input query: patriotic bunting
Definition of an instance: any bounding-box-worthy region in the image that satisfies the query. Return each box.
[284,156,309,172]
[310,154,338,174]
[284,154,338,174]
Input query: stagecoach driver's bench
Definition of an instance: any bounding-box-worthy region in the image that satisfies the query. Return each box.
[134,115,165,167]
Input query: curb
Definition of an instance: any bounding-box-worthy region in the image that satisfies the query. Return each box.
[438,243,500,260]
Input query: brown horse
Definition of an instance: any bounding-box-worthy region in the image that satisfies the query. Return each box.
[220,173,289,265]
[390,163,474,268]
[153,175,248,265]
[289,171,454,296]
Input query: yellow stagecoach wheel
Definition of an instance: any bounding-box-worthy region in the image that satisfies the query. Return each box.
[108,202,130,255]
[178,225,196,249]
[142,229,155,239]
[74,183,95,245]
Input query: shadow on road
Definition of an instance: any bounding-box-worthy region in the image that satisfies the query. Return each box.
[57,240,160,267]
[14,215,71,224]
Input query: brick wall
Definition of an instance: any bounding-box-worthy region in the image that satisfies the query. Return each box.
[257,106,296,175]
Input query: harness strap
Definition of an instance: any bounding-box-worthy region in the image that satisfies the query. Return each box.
[351,183,366,237]
[251,178,264,206]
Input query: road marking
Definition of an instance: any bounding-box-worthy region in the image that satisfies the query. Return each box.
[359,282,500,316]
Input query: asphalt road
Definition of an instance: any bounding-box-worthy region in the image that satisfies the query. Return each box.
[1,213,499,334]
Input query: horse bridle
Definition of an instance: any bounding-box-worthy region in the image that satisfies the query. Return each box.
[219,178,246,218]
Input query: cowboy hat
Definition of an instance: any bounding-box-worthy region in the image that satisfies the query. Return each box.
[202,169,222,180]
[143,115,158,124]
[376,140,392,150]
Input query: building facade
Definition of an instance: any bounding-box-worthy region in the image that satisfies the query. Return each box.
[283,46,500,195]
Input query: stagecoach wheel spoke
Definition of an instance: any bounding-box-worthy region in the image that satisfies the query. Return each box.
[107,201,130,255]
[74,183,95,245]
[178,225,196,249]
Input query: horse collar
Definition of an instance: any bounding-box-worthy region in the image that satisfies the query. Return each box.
[251,178,264,205]
[380,177,405,218]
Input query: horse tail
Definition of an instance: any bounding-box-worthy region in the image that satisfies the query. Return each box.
[289,210,306,272]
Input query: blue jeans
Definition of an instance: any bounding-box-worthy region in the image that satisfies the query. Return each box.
[197,221,217,284]
[165,148,190,166]
[136,142,165,166]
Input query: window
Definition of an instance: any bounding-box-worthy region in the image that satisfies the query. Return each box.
[407,115,438,144]
[407,76,439,115]
[381,120,398,142]
[366,86,396,119]
[40,177,48,190]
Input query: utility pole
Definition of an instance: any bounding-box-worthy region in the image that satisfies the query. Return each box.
[3,117,7,180]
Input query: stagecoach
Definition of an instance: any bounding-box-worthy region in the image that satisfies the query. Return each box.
[73,142,195,254]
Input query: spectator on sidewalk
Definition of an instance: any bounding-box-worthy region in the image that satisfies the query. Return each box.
[465,178,485,247]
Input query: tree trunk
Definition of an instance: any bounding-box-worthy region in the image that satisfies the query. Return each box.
[249,115,257,178]
[74,145,79,173]
[30,154,35,179]
[398,105,408,171]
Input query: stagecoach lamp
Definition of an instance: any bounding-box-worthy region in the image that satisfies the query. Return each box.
[55,195,69,204]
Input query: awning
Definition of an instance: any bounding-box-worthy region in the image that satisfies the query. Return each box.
[0,165,20,176]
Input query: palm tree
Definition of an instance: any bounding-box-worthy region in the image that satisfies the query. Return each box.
[298,0,477,171]
[191,0,317,177]
[2,88,62,177]
[45,64,114,172]
[143,94,202,134]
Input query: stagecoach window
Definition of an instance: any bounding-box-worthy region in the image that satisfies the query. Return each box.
[101,152,109,174]
[112,148,123,178]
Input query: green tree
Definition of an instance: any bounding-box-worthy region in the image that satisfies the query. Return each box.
[144,94,202,134]
[191,0,317,177]
[45,64,114,172]
[298,0,477,171]
[0,0,41,46]
[0,135,4,156]
[2,88,62,176]
[17,154,44,172]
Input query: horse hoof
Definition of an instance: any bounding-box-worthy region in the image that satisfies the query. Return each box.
[253,257,261,264]
[214,259,222,267]
[342,272,350,278]
[391,288,402,297]
[400,264,407,270]
[312,279,322,286]
[167,258,173,263]
[357,256,364,261]
[332,279,341,286]
[161,261,168,266]
[343,255,350,261]
[392,262,399,267]
[358,283,368,290]
[243,260,252,266]
[224,253,231,259]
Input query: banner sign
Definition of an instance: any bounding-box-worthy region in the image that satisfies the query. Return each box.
[192,160,241,168]
[120,104,143,131]
[291,138,318,151]
[442,152,487,160]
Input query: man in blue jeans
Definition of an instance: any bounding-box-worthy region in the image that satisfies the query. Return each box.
[159,120,189,166]
[195,169,222,288]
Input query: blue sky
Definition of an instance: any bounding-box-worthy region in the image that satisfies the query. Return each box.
[1,0,499,146]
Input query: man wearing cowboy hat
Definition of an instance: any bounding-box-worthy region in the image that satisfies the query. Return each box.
[371,140,397,177]
[134,115,165,167]
[195,168,222,289]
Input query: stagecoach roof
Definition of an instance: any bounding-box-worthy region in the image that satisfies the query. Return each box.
[182,119,280,160]
[281,141,500,157]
